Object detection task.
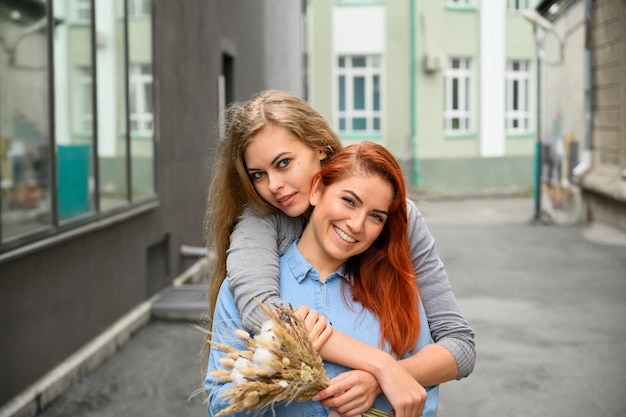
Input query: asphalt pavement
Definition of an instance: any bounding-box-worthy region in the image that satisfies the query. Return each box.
[23,197,626,417]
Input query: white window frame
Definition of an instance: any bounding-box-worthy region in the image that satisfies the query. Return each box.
[505,59,531,134]
[444,57,473,134]
[336,55,382,135]
[73,0,91,23]
[446,0,473,7]
[507,0,530,12]
[74,67,93,134]
[129,64,153,135]
[128,0,151,19]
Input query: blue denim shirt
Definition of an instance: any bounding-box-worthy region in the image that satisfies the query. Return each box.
[206,241,439,417]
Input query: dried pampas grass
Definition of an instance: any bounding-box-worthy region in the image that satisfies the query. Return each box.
[206,302,389,417]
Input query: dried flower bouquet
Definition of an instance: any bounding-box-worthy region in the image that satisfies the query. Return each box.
[206,302,390,417]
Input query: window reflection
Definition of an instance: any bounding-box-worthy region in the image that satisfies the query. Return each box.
[0,2,52,240]
[54,0,95,221]
[128,0,154,200]
[0,0,156,249]
[96,0,128,210]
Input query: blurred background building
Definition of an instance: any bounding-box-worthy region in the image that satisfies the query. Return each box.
[530,0,626,232]
[1,0,624,414]
[307,0,537,196]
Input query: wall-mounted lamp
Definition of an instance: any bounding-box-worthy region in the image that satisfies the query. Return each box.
[522,9,554,31]
[522,9,564,65]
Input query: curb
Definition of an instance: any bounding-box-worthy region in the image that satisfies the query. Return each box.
[0,302,151,417]
[0,257,211,417]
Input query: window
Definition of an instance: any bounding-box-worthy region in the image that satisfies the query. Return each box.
[444,57,473,133]
[129,64,154,136]
[336,55,381,135]
[73,0,91,23]
[73,67,93,134]
[129,0,151,18]
[0,0,155,251]
[507,0,530,12]
[447,0,473,7]
[505,60,531,134]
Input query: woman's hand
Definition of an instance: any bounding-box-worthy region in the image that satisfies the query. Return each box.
[294,305,333,352]
[375,360,427,417]
[313,370,380,417]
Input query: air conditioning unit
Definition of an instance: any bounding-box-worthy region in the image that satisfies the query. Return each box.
[423,53,445,73]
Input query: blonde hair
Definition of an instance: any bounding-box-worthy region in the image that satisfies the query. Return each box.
[205,90,342,316]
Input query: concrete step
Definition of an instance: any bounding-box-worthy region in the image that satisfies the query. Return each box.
[151,284,209,322]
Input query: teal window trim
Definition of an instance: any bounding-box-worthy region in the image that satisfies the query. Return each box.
[444,132,476,139]
[340,133,383,141]
[72,132,94,140]
[506,132,535,139]
[445,6,477,12]
[130,133,153,140]
[335,1,383,6]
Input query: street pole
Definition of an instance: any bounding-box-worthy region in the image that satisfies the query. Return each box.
[533,24,543,221]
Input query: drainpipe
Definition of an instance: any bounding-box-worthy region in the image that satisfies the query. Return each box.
[410,0,419,186]
[522,9,549,221]
[534,23,543,221]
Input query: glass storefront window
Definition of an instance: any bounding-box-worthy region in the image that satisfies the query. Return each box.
[0,0,156,252]
[54,0,96,222]
[0,3,52,241]
[128,0,154,200]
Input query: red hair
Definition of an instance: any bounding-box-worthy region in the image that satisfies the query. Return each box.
[313,142,420,357]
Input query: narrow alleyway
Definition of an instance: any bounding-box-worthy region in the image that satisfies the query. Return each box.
[32,197,626,417]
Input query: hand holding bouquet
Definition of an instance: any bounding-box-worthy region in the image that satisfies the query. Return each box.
[206,303,390,417]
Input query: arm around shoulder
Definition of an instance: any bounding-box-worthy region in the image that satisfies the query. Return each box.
[227,207,304,330]
[405,198,476,379]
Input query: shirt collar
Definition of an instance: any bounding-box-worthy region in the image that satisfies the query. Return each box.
[283,240,348,283]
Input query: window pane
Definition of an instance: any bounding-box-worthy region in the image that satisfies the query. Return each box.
[1,3,52,241]
[338,56,345,68]
[452,79,458,110]
[523,79,528,111]
[128,0,155,200]
[353,77,365,110]
[373,118,380,130]
[339,118,346,131]
[54,0,96,221]
[352,56,366,67]
[373,75,380,111]
[352,118,367,131]
[339,76,346,111]
[96,0,128,210]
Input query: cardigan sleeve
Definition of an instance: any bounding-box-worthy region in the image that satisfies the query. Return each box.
[226,206,303,330]
[406,199,476,379]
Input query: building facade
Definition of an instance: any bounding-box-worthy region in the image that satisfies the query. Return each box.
[533,0,626,232]
[307,0,538,196]
[0,0,305,409]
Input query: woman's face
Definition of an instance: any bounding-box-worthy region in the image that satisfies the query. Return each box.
[244,124,327,217]
[299,172,394,269]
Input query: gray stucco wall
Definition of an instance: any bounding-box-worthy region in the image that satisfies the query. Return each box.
[0,0,304,406]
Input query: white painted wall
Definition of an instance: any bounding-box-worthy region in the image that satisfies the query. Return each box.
[480,0,505,157]
[333,6,385,53]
